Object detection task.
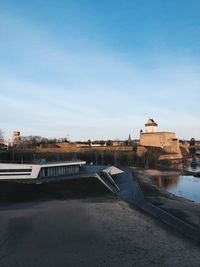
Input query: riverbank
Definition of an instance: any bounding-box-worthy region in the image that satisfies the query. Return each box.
[0,196,200,267]
[132,168,200,229]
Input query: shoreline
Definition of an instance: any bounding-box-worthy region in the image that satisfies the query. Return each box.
[132,167,200,229]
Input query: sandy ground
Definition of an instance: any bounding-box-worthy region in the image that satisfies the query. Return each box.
[0,196,200,267]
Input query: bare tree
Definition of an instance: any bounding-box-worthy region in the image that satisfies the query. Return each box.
[189,138,196,155]
[0,129,4,142]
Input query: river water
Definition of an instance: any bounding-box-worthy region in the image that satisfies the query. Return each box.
[167,175,200,203]
[151,162,200,204]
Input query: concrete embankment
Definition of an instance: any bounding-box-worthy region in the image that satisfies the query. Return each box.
[1,164,200,243]
[114,169,200,244]
[0,176,110,203]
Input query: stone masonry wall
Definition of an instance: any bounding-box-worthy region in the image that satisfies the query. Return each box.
[140,132,176,148]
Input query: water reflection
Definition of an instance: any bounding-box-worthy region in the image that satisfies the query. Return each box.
[184,158,200,173]
[152,175,200,204]
[189,163,200,173]
[152,175,180,190]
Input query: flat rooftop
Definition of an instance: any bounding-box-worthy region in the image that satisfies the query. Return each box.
[0,160,86,166]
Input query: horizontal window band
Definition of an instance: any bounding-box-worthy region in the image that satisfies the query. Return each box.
[0,169,32,173]
[0,173,31,176]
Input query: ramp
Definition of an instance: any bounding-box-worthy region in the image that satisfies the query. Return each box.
[94,166,123,193]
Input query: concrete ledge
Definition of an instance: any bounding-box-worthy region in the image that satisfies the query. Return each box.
[114,169,200,244]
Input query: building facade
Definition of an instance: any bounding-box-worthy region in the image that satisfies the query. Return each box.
[139,119,182,160]
[145,118,158,133]
[0,160,86,180]
[12,131,21,143]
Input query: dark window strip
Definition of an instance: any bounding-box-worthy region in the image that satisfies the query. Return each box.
[0,169,32,173]
[0,173,31,176]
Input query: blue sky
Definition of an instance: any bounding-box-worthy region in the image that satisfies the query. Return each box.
[0,0,199,140]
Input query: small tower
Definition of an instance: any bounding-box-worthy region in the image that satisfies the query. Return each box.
[145,119,158,133]
[12,131,21,143]
[128,133,132,145]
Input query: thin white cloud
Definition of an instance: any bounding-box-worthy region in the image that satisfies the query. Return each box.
[0,12,199,140]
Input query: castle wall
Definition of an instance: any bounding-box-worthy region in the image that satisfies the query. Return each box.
[140,132,176,148]
[146,125,157,133]
[140,132,182,160]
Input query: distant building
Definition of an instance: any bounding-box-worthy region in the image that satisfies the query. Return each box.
[91,143,105,147]
[0,143,7,150]
[12,131,21,143]
[139,119,182,160]
[112,140,125,146]
[127,134,133,145]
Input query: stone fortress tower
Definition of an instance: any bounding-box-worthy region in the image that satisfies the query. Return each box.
[139,118,182,160]
[145,118,158,133]
[12,131,21,144]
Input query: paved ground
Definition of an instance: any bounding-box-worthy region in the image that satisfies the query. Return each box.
[0,196,200,267]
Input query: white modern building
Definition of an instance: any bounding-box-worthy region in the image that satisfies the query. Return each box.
[0,160,86,180]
